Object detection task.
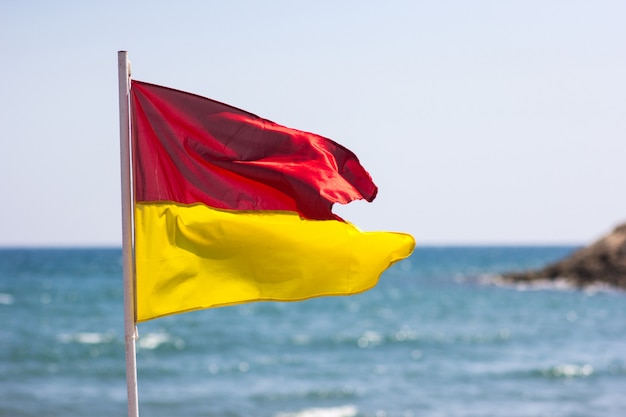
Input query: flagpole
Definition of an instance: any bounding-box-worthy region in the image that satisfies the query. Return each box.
[118,50,140,417]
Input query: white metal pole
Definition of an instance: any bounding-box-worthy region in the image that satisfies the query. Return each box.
[118,50,139,417]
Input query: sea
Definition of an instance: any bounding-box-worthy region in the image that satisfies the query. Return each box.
[1,247,625,417]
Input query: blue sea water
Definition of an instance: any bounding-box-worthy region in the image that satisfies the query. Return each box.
[1,247,625,417]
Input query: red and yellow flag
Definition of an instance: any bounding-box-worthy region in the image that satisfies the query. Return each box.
[130,81,415,322]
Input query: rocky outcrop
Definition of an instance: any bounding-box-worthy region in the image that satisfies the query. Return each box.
[501,223,626,289]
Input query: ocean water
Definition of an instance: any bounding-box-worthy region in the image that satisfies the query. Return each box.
[1,247,625,417]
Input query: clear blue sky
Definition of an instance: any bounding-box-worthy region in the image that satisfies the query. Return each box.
[1,1,625,246]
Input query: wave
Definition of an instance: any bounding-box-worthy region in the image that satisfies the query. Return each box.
[275,405,358,417]
[57,332,115,345]
[56,330,184,351]
[484,362,626,381]
[477,274,623,294]
[137,331,186,350]
[253,386,359,404]
[538,363,594,378]
[0,292,14,305]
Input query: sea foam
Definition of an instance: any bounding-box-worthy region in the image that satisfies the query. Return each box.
[275,405,358,417]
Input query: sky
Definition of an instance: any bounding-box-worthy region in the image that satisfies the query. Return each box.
[1,1,625,247]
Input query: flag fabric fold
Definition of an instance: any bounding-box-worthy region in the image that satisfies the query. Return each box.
[131,80,415,323]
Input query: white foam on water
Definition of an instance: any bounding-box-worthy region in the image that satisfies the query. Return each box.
[275,405,358,417]
[482,275,577,292]
[57,332,113,344]
[0,293,14,305]
[544,363,594,378]
[137,332,171,350]
[483,274,623,294]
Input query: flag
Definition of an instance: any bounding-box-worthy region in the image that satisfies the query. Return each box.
[130,81,415,322]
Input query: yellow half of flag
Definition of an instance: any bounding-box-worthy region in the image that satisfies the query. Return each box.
[134,202,415,322]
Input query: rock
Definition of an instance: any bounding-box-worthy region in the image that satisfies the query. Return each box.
[501,223,626,289]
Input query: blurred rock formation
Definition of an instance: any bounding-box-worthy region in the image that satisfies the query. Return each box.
[501,223,626,289]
